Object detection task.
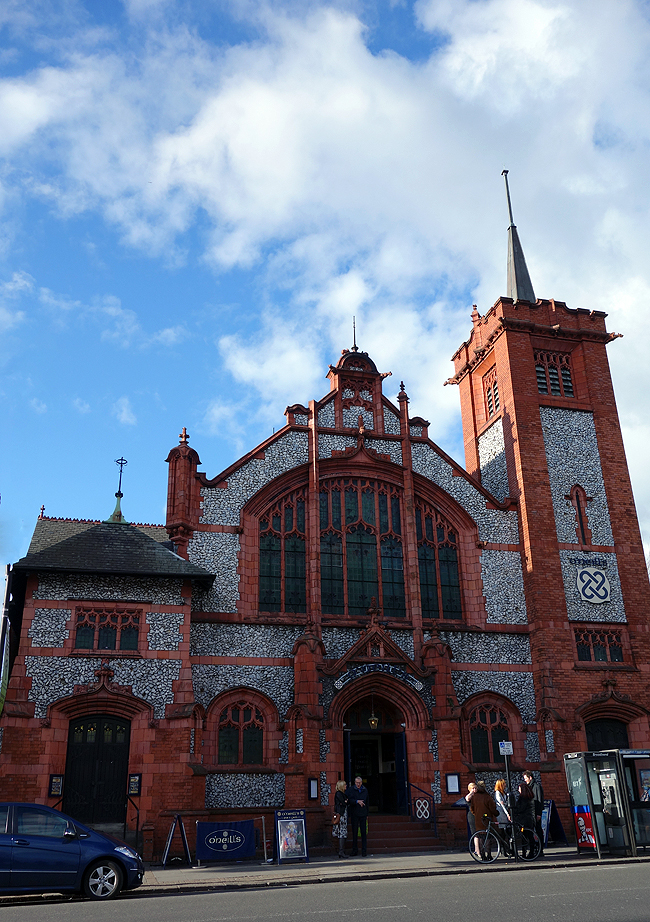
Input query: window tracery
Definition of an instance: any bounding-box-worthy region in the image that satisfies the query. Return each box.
[218,699,265,765]
[259,489,307,613]
[469,705,509,764]
[535,350,574,397]
[415,502,462,619]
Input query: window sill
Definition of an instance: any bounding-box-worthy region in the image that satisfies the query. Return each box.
[573,662,635,671]
[189,763,277,776]
[70,649,142,658]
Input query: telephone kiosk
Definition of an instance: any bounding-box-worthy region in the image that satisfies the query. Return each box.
[564,750,650,857]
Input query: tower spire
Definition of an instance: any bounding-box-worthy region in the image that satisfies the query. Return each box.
[502,170,535,304]
[105,456,129,524]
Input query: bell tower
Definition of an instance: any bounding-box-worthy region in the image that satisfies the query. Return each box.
[447,173,650,733]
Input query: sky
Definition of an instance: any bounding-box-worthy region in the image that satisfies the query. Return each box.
[1,0,650,565]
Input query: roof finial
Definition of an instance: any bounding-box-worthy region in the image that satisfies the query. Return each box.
[351,315,359,352]
[39,505,45,519]
[501,169,535,303]
[179,427,189,443]
[105,457,128,524]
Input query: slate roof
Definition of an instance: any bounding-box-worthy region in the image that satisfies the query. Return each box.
[27,517,169,554]
[14,522,214,586]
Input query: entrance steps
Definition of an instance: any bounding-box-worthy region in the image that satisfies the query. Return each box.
[356,814,443,853]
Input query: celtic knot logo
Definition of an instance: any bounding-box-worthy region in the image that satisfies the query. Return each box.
[576,567,611,604]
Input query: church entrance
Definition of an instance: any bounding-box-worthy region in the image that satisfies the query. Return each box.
[62,715,131,830]
[343,695,408,814]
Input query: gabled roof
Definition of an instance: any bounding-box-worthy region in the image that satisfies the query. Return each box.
[14,522,214,586]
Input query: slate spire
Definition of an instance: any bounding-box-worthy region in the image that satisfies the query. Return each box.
[502,170,535,303]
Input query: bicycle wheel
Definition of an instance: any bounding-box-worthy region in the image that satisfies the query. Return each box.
[469,830,500,863]
[516,827,541,861]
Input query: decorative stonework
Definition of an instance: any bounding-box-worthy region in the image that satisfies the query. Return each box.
[384,408,401,435]
[294,414,309,426]
[478,418,510,502]
[481,550,528,624]
[296,728,303,754]
[545,730,555,753]
[205,773,285,808]
[146,611,184,651]
[322,628,415,661]
[409,425,423,437]
[320,772,330,806]
[25,655,181,718]
[451,669,536,724]
[199,431,309,526]
[525,731,540,762]
[343,406,374,430]
[34,576,183,605]
[189,728,195,755]
[279,731,289,764]
[559,550,625,622]
[411,443,519,544]
[28,609,71,648]
[318,401,336,428]
[190,624,302,657]
[318,433,356,459]
[540,407,614,546]
[365,437,402,466]
[192,664,294,718]
[188,532,240,613]
[431,771,441,804]
[428,729,438,760]
[438,631,531,664]
[319,729,329,762]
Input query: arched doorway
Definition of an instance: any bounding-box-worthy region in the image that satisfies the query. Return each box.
[63,715,131,829]
[343,695,407,814]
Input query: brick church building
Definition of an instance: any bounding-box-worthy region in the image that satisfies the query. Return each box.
[2,194,650,858]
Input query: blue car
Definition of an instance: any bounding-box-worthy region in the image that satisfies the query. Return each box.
[0,803,144,900]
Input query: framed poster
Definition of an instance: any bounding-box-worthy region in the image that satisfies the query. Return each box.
[49,774,64,797]
[128,773,142,796]
[275,809,309,864]
[639,769,650,801]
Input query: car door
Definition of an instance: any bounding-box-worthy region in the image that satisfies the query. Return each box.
[0,806,10,888]
[11,806,80,891]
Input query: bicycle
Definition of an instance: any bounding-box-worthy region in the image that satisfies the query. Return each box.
[469,817,541,864]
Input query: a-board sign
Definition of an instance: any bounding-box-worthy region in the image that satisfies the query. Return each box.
[275,809,309,864]
[499,741,514,756]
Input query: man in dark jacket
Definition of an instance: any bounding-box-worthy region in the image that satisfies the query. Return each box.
[523,771,545,856]
[348,776,369,857]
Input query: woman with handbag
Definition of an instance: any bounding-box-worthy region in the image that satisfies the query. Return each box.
[332,780,349,858]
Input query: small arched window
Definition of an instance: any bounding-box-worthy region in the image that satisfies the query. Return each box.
[218,700,265,765]
[469,705,509,764]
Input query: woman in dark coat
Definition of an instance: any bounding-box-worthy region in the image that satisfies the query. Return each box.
[513,782,536,857]
[332,780,349,858]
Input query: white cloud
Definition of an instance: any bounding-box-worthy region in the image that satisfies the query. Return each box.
[73,397,91,414]
[113,396,137,425]
[30,397,47,413]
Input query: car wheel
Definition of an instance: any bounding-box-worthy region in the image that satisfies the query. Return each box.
[83,859,123,900]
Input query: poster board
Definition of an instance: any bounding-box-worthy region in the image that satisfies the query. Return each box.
[195,821,256,862]
[275,809,309,864]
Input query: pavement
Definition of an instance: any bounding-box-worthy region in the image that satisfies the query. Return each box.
[138,844,650,896]
[3,845,650,905]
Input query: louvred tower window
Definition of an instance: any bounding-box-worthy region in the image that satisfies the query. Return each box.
[535,350,575,397]
[483,366,500,418]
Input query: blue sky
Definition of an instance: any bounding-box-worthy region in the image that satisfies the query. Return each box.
[2,0,650,565]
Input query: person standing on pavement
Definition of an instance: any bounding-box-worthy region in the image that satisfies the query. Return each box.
[332,780,349,858]
[465,782,478,839]
[348,775,369,857]
[523,771,545,856]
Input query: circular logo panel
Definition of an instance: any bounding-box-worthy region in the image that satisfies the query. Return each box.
[204,830,246,853]
[576,567,611,604]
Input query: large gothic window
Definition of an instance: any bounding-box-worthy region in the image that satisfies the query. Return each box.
[415,503,462,619]
[259,489,306,613]
[319,478,406,618]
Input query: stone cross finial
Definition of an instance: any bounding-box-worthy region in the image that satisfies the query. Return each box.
[179,427,189,443]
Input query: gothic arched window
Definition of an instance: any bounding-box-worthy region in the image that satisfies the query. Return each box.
[415,502,462,619]
[469,705,509,764]
[218,700,265,765]
[259,489,306,613]
[319,478,406,618]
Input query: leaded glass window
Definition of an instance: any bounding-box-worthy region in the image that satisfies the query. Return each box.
[415,503,462,619]
[259,490,307,613]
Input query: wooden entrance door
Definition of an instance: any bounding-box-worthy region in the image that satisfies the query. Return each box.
[63,716,130,826]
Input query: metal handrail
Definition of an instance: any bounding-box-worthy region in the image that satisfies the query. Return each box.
[408,782,438,836]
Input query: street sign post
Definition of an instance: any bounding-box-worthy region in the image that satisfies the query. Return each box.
[499,740,517,862]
